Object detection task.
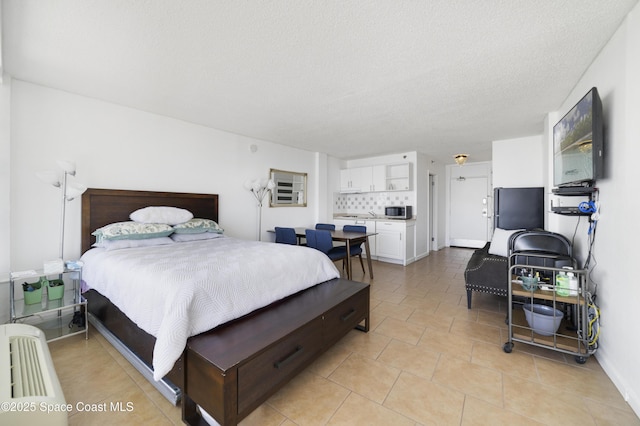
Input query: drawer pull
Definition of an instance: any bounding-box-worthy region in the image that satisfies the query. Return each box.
[340,308,356,322]
[274,345,304,369]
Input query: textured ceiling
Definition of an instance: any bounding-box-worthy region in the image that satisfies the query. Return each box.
[2,0,638,163]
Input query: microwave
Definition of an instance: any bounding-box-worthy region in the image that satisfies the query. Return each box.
[385,205,412,219]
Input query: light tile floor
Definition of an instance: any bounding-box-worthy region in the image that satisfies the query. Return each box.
[49,247,640,425]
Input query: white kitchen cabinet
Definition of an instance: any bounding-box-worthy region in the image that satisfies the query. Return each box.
[341,163,410,193]
[340,168,363,192]
[360,165,386,192]
[376,221,402,259]
[375,220,415,265]
[386,163,411,191]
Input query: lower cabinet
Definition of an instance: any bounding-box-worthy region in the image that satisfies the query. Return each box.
[333,218,416,265]
[369,221,415,266]
[376,222,402,259]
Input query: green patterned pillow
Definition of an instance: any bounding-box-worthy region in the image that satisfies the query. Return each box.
[93,221,174,242]
[172,218,224,234]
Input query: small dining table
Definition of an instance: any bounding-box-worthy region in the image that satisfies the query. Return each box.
[292,227,376,280]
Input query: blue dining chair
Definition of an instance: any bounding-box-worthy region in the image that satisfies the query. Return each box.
[274,227,297,245]
[304,228,317,249]
[343,225,366,274]
[305,229,348,263]
[314,223,337,248]
[315,223,335,231]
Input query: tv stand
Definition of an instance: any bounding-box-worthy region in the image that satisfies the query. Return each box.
[551,187,599,217]
[552,186,598,196]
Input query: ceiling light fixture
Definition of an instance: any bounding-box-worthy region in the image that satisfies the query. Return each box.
[453,154,468,166]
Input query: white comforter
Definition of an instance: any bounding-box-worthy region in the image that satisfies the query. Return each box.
[80,236,340,380]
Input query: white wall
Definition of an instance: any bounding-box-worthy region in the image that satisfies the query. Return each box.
[416,152,446,255]
[0,8,8,281]
[4,80,325,321]
[492,135,547,230]
[0,75,9,280]
[546,3,640,416]
[492,135,545,188]
[313,152,330,224]
[325,155,343,220]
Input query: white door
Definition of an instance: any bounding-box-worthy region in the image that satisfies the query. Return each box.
[449,176,489,248]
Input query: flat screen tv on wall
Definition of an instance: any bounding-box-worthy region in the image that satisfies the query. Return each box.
[553,87,604,188]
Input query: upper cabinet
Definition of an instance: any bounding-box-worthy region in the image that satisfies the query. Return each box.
[385,163,411,191]
[340,163,411,193]
[340,167,363,193]
[363,165,386,192]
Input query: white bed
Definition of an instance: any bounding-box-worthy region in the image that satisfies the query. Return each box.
[81,236,340,380]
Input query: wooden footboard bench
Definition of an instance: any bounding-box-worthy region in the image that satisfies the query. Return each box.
[182,278,370,426]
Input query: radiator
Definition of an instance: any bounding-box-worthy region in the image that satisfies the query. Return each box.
[0,324,68,425]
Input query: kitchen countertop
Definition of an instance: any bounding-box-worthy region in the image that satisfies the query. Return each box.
[333,215,416,222]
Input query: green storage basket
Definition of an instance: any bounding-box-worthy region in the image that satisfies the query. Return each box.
[22,280,43,305]
[47,279,65,300]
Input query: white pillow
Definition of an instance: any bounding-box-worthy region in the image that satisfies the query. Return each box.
[130,206,193,225]
[488,228,523,257]
[170,232,224,242]
[92,236,175,251]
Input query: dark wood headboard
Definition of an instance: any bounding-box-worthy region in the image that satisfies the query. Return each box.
[81,188,219,253]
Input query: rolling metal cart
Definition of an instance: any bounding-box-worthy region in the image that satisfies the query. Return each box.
[503,252,598,364]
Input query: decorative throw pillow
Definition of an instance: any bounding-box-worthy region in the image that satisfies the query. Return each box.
[172,218,224,234]
[92,221,174,242]
[130,206,193,225]
[93,236,175,251]
[488,228,523,257]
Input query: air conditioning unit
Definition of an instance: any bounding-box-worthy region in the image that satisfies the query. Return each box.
[0,324,67,425]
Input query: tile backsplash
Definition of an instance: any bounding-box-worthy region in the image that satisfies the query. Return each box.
[334,191,414,215]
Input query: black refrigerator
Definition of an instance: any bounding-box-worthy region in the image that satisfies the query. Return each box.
[493,187,544,230]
